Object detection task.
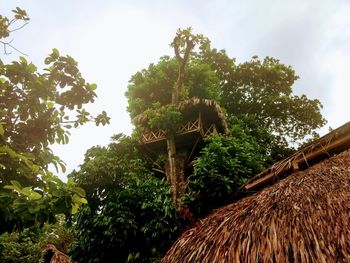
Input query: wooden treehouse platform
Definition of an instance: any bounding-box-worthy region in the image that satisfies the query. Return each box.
[137,98,229,172]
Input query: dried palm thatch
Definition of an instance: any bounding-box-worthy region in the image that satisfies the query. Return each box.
[162,150,350,263]
[42,244,72,263]
[244,121,350,190]
[178,98,229,134]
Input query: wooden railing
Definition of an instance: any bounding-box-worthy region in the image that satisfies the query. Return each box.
[204,123,217,136]
[140,129,166,143]
[178,119,200,134]
[140,116,219,144]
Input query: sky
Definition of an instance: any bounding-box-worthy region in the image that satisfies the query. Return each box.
[1,0,350,180]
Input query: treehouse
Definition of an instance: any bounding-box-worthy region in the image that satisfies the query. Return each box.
[136,98,229,173]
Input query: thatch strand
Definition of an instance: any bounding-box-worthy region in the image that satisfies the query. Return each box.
[162,150,350,263]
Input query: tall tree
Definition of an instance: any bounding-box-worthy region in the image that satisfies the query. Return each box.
[126,28,326,209]
[127,28,215,206]
[127,34,325,156]
[0,7,110,232]
[166,28,201,206]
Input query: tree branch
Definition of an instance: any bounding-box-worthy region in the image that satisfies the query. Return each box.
[0,39,28,56]
[10,21,29,33]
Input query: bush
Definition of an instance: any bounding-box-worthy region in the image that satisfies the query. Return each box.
[183,124,266,216]
[68,137,181,262]
[0,216,72,263]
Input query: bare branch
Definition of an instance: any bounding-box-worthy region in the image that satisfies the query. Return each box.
[0,39,28,56]
[10,21,29,33]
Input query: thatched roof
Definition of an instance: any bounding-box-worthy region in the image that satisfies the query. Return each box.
[135,98,229,135]
[42,245,72,263]
[244,121,350,190]
[178,98,229,135]
[162,149,350,262]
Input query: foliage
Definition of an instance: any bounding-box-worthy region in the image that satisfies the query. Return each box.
[0,7,30,55]
[227,115,294,165]
[125,26,326,215]
[206,53,326,142]
[0,228,42,263]
[68,136,180,262]
[145,103,182,133]
[126,55,220,121]
[0,216,73,263]
[127,39,325,146]
[0,174,87,233]
[183,124,266,216]
[0,8,109,233]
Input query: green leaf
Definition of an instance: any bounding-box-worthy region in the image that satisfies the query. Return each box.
[52,48,60,58]
[19,56,27,64]
[88,83,97,91]
[0,122,4,136]
[21,186,32,196]
[10,180,22,190]
[29,192,42,201]
[73,186,86,197]
[27,63,37,72]
[71,203,79,214]
[72,193,81,203]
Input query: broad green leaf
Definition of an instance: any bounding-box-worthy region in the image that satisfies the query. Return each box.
[21,186,32,196]
[71,203,79,214]
[10,180,22,190]
[29,191,42,201]
[19,56,27,64]
[52,48,60,58]
[73,187,86,197]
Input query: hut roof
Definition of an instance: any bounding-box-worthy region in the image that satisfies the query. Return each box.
[162,149,350,262]
[244,121,350,190]
[135,98,229,135]
[42,245,72,263]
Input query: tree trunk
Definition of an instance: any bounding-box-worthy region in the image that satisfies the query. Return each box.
[165,31,195,207]
[165,134,186,207]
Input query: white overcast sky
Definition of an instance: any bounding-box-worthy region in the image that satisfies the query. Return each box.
[1,0,350,180]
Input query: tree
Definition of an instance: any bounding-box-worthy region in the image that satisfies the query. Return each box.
[126,28,326,213]
[198,49,326,142]
[0,8,110,233]
[127,32,325,160]
[68,136,180,262]
[127,28,221,206]
[183,121,266,216]
[165,28,203,206]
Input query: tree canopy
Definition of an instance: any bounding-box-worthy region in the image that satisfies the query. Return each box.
[125,26,326,217]
[68,136,180,262]
[0,7,109,233]
[126,35,326,145]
